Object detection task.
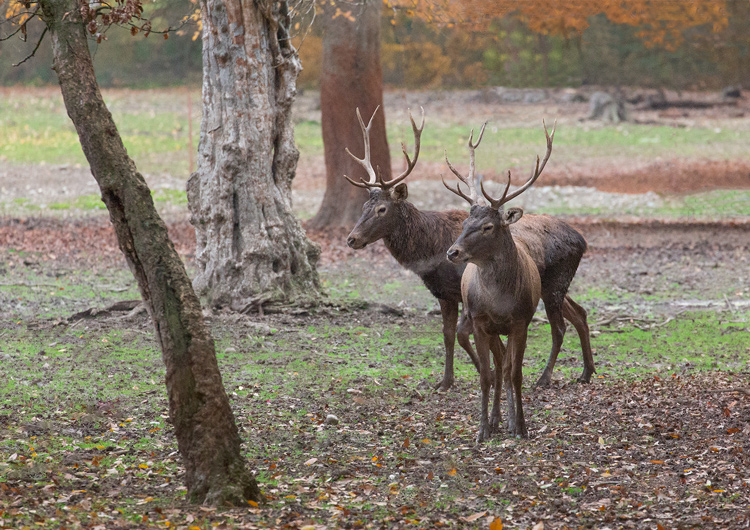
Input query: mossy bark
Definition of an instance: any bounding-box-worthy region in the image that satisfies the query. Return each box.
[38,0,260,505]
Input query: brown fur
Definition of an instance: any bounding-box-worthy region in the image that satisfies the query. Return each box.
[448,205,541,440]
[347,187,594,390]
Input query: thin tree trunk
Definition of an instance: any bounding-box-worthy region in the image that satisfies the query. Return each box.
[187,0,320,312]
[39,0,260,505]
[308,0,391,230]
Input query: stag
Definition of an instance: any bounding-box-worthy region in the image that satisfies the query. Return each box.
[345,108,594,391]
[444,122,553,440]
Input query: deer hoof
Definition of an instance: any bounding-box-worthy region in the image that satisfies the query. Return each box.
[435,378,454,392]
[509,423,529,439]
[535,373,552,388]
[489,415,501,433]
[577,371,594,384]
[476,427,491,444]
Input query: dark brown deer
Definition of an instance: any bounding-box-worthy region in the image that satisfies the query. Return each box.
[444,122,552,440]
[345,108,594,390]
[345,107,481,389]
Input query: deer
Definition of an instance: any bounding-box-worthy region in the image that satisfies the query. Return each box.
[444,122,553,440]
[344,107,594,391]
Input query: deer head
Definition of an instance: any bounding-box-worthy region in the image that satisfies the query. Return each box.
[445,121,555,264]
[345,106,425,249]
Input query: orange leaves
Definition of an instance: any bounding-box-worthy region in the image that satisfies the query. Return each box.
[331,8,356,22]
[389,0,728,51]
[489,518,503,530]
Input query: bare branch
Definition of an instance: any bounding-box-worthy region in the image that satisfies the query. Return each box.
[13,25,47,67]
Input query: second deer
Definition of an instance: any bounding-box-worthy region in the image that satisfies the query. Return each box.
[445,122,551,440]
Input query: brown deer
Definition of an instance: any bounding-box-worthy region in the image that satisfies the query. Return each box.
[444,122,553,440]
[345,108,594,391]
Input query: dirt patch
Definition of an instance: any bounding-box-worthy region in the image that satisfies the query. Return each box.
[545,158,750,194]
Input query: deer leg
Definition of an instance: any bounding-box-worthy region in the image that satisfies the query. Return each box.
[457,310,480,373]
[563,296,596,384]
[535,304,566,388]
[473,330,493,444]
[435,299,459,391]
[507,328,529,438]
[488,336,506,433]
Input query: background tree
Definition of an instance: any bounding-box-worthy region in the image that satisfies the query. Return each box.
[8,0,261,505]
[186,0,321,310]
[308,0,392,230]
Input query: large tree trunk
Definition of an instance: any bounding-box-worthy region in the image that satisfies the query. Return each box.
[308,0,391,230]
[187,0,320,312]
[39,0,260,506]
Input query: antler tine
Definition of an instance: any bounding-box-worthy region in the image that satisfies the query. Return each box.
[467,122,487,200]
[379,106,425,188]
[480,171,512,210]
[343,106,380,188]
[441,175,474,204]
[443,121,488,205]
[443,149,476,205]
[495,119,556,207]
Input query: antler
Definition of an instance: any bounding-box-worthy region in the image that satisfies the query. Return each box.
[481,120,556,210]
[344,106,379,188]
[442,122,487,205]
[343,106,425,189]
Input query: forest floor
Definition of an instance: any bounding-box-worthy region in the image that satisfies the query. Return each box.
[1,88,749,529]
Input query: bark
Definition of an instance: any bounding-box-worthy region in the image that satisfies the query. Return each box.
[308,0,391,230]
[38,0,260,505]
[187,0,320,312]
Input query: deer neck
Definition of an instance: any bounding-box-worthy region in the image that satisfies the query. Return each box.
[382,202,454,275]
[476,232,524,296]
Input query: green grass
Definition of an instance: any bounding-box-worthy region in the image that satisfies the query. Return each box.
[3,88,748,178]
[0,88,198,176]
[298,119,749,170]
[1,250,748,528]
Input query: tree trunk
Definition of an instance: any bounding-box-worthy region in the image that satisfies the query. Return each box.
[308,0,391,230]
[38,0,260,506]
[187,0,320,311]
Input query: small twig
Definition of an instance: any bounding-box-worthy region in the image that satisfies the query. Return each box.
[723,294,736,313]
[653,309,688,328]
[13,26,47,67]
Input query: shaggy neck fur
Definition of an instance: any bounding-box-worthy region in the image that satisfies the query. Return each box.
[382,201,466,276]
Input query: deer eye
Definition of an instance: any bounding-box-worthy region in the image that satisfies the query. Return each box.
[377,205,387,214]
[482,223,493,233]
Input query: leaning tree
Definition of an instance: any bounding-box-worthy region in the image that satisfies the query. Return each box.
[187,0,321,311]
[3,0,262,505]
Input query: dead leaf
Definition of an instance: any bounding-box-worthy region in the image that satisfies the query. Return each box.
[461,510,486,522]
[489,518,503,530]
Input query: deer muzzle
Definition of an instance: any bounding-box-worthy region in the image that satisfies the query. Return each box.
[347,234,367,249]
[447,245,464,263]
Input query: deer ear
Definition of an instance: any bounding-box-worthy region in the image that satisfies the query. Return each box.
[390,183,408,201]
[503,207,523,225]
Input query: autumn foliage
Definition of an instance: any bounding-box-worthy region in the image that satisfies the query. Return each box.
[294,0,741,90]
[387,0,728,51]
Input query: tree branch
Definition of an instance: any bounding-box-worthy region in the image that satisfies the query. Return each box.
[13,25,47,66]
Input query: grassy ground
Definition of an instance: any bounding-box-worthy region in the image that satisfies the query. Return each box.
[1,86,749,528]
[1,240,749,529]
[3,88,749,174]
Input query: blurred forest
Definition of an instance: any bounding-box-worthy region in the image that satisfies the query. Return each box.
[1,0,748,90]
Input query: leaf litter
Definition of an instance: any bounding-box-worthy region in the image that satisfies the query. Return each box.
[1,217,749,528]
